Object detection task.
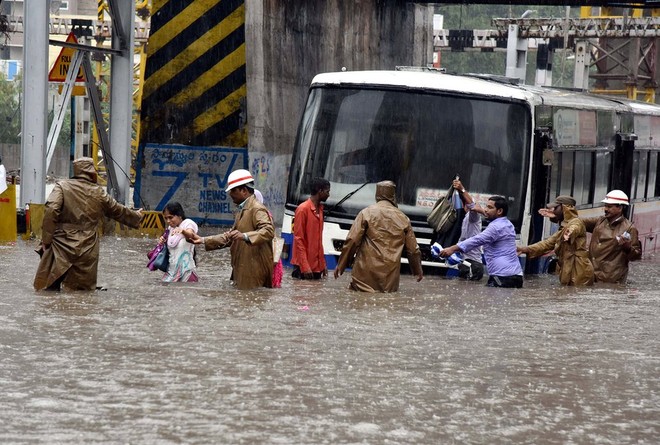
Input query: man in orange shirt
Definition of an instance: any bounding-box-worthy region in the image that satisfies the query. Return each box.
[291,178,331,279]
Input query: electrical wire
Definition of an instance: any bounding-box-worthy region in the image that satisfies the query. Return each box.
[89,137,148,209]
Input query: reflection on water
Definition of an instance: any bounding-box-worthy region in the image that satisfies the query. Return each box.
[1,238,659,443]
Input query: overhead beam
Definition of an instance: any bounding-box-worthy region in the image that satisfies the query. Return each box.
[433,16,660,51]
[5,15,151,41]
[48,38,122,55]
[491,16,660,38]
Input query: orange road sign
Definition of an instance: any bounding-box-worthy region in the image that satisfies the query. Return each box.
[48,32,85,83]
[56,85,86,96]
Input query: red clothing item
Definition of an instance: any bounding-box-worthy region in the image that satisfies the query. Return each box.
[292,198,326,274]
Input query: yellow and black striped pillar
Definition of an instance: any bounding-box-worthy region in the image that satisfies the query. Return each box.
[115,210,166,238]
[140,0,247,148]
[98,0,105,21]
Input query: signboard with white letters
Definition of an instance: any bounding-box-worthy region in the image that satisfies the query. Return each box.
[554,109,597,147]
[134,143,248,226]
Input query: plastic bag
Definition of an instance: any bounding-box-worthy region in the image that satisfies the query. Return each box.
[426,187,457,234]
[273,237,285,263]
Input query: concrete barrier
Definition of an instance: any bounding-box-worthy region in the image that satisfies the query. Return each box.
[26,203,45,240]
[0,184,17,242]
[114,210,165,238]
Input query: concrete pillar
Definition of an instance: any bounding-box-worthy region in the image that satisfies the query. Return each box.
[20,0,49,207]
[413,4,434,68]
[534,42,553,86]
[108,0,136,204]
[505,24,528,83]
[74,96,91,158]
[573,40,590,90]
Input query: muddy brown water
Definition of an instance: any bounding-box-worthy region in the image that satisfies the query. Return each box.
[1,237,658,444]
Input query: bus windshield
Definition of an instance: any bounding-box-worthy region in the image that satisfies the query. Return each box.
[287,85,532,229]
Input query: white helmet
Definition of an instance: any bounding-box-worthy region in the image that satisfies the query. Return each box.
[601,189,629,205]
[225,169,254,192]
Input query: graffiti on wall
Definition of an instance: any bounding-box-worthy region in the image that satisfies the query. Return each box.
[251,156,271,182]
[134,143,248,225]
[251,153,288,206]
[248,152,291,227]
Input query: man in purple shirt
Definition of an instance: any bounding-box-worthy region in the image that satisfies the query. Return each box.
[440,196,523,288]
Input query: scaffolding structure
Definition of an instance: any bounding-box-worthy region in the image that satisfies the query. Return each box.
[491,7,659,102]
[433,8,659,102]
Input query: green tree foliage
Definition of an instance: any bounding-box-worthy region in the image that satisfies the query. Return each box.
[0,73,21,144]
[434,4,578,87]
[0,74,72,149]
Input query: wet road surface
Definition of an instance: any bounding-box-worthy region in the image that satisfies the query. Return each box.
[1,237,659,444]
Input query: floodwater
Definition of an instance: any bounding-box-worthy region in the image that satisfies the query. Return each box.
[1,236,659,444]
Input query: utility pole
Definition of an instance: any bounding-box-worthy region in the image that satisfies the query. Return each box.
[107,0,136,205]
[19,0,49,207]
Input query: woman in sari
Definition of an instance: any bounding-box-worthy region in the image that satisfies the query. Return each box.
[161,202,199,282]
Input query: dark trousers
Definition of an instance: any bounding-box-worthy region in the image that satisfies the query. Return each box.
[292,266,323,280]
[46,273,66,291]
[486,274,523,288]
[457,259,484,281]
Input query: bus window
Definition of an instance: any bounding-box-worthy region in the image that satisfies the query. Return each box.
[326,90,382,184]
[574,151,592,205]
[656,153,660,197]
[594,151,612,201]
[597,110,616,147]
[550,153,559,198]
[560,152,574,197]
[647,152,658,199]
[292,86,530,227]
[633,151,648,200]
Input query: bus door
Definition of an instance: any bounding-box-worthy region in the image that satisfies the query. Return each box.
[524,125,554,274]
[611,132,636,198]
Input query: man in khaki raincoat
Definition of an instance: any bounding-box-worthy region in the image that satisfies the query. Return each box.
[188,169,274,290]
[33,157,143,291]
[518,195,594,286]
[334,181,423,292]
[582,190,642,284]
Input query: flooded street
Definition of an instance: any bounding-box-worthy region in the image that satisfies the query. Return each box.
[1,236,659,444]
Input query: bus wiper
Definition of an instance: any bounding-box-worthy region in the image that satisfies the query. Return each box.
[326,182,370,214]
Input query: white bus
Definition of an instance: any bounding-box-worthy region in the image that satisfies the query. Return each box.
[281,68,660,273]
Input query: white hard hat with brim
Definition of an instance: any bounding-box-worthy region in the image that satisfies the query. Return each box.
[225,169,255,192]
[601,189,629,205]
